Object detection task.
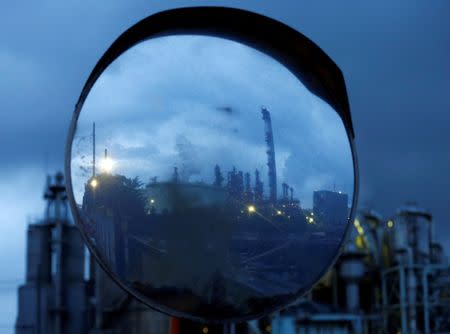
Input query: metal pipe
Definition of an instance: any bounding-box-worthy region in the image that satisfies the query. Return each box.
[399,267,407,334]
[381,270,388,332]
[346,283,359,311]
[422,266,430,334]
[406,247,417,334]
[37,263,41,334]
[421,264,447,334]
[54,208,63,334]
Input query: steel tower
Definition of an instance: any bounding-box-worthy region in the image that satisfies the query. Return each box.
[261,107,277,203]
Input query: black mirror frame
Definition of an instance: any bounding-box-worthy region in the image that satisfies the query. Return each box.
[65,6,359,323]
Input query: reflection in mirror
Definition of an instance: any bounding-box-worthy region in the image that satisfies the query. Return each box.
[70,35,354,320]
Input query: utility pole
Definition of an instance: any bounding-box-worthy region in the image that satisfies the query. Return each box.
[92,122,96,177]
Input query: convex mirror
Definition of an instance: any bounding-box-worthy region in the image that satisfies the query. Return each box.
[66,7,358,322]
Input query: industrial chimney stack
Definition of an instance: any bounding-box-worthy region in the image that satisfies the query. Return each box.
[261,107,277,203]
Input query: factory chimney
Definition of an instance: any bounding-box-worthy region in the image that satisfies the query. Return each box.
[261,107,277,202]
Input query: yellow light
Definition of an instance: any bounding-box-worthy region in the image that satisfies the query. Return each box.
[202,327,209,334]
[356,226,364,235]
[276,210,282,215]
[100,157,114,173]
[307,217,315,224]
[150,199,155,204]
[90,178,98,188]
[248,205,256,213]
[387,220,394,228]
[265,325,272,332]
[355,235,365,249]
[354,219,360,227]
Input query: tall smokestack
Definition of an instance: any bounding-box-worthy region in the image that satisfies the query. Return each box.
[261,107,277,202]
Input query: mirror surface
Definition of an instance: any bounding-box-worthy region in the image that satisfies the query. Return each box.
[69,35,355,321]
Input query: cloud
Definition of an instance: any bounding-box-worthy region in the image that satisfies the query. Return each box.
[71,35,354,207]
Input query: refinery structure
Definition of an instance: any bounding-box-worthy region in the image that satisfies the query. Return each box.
[14,106,450,333]
[15,172,450,334]
[79,164,343,319]
[272,207,450,334]
[78,108,349,319]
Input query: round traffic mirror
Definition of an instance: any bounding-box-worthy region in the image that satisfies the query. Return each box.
[65,7,358,322]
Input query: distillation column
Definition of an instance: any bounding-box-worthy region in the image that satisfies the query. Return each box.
[261,107,277,203]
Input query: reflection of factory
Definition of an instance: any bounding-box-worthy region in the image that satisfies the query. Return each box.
[313,190,349,227]
[77,107,352,318]
[143,107,304,216]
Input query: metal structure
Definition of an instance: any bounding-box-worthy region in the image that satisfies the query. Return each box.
[261,107,277,203]
[16,173,86,334]
[15,173,168,334]
[273,206,450,334]
[16,175,450,334]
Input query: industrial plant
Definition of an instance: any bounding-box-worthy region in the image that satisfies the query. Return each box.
[77,107,350,319]
[15,173,450,334]
[14,106,450,333]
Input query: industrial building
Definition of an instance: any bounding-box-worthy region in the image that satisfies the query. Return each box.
[76,107,342,321]
[313,190,349,229]
[15,171,450,334]
[272,206,450,334]
[15,172,86,334]
[15,172,168,334]
[15,108,450,333]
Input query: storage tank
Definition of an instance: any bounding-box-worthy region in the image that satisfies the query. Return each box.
[395,204,432,264]
[144,182,227,213]
[339,242,366,312]
[63,225,85,282]
[26,224,52,283]
[357,209,383,266]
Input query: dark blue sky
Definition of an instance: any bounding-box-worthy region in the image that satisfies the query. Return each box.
[0,1,449,332]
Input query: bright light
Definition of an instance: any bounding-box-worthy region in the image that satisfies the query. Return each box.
[356,226,364,235]
[90,178,98,188]
[150,199,155,204]
[247,205,256,213]
[354,219,361,227]
[307,217,315,224]
[276,210,282,215]
[100,157,114,173]
[202,327,209,334]
[355,235,365,249]
[387,220,394,228]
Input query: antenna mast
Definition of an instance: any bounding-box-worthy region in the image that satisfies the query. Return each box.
[92,122,96,177]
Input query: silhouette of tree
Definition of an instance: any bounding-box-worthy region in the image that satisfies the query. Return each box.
[83,173,146,219]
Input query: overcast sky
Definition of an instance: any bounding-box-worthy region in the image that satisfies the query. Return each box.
[1,1,449,332]
[72,35,353,207]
